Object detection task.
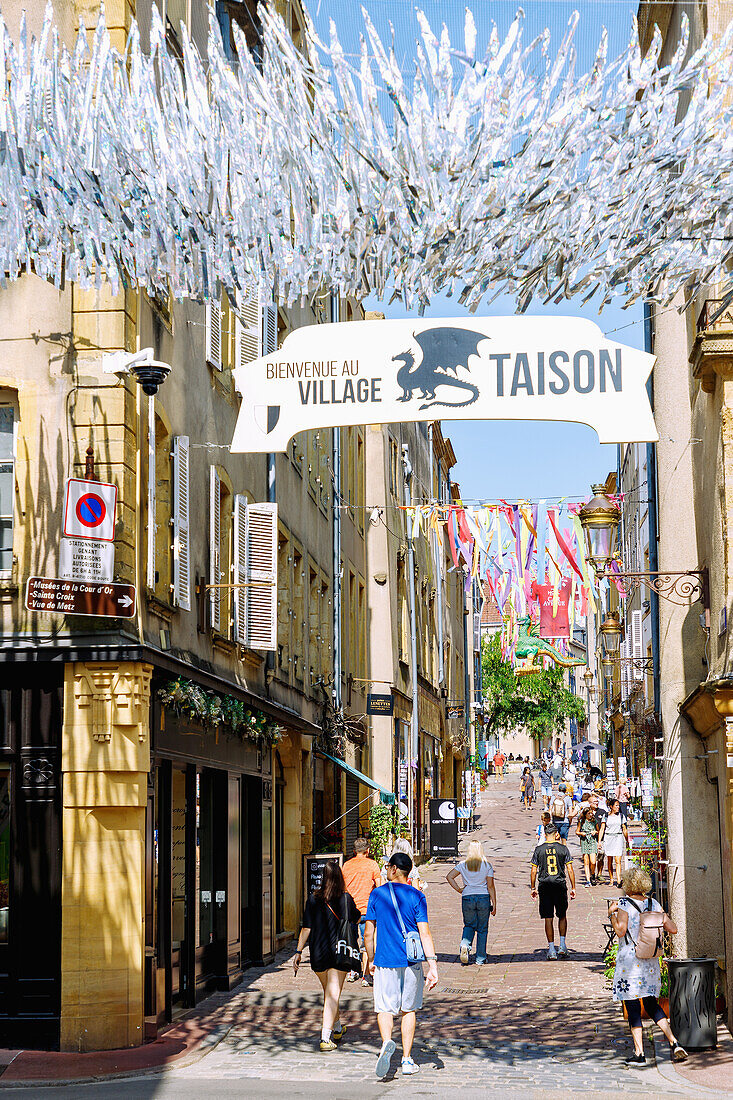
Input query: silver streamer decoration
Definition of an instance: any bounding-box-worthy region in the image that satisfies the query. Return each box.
[1,2,733,309]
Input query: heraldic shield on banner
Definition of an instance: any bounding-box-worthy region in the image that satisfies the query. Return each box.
[231,317,656,455]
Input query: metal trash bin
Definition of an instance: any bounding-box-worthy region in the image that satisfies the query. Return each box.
[668,957,717,1050]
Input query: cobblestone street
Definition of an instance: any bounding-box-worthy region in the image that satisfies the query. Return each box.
[29,777,726,1098]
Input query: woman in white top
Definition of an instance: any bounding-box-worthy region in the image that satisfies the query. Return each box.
[446,841,496,965]
[598,798,630,887]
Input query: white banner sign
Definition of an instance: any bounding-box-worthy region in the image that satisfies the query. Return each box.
[59,537,114,583]
[232,317,656,454]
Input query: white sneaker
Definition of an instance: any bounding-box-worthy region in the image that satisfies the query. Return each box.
[547,944,558,960]
[459,945,469,965]
[401,1057,420,1075]
[376,1039,396,1078]
[557,944,568,958]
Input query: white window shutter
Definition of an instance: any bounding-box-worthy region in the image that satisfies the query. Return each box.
[233,494,248,644]
[632,608,643,678]
[206,300,222,370]
[146,396,156,590]
[235,291,262,371]
[245,502,277,650]
[263,298,278,355]
[172,435,191,611]
[209,466,221,632]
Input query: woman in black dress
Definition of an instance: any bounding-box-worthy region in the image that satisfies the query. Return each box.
[293,860,360,1052]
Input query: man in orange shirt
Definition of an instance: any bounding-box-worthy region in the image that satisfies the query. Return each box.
[342,837,382,983]
[493,750,506,781]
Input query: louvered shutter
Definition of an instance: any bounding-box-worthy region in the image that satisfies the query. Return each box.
[172,435,191,610]
[235,291,262,371]
[209,466,221,631]
[146,396,156,590]
[206,300,222,370]
[245,502,277,650]
[631,609,643,679]
[263,298,278,355]
[233,494,248,645]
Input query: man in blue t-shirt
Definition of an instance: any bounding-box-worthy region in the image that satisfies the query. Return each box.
[364,851,438,1079]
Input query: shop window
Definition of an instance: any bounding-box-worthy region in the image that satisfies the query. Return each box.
[0,765,9,942]
[171,766,187,997]
[0,405,14,576]
[197,770,214,948]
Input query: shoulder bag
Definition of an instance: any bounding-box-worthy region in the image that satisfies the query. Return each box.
[388,882,425,962]
[325,895,361,967]
[624,897,666,960]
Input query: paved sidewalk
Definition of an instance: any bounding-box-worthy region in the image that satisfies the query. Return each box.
[2,777,731,1095]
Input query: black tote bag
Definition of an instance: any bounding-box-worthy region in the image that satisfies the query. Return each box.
[326,896,360,967]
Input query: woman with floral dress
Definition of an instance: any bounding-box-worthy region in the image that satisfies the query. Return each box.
[608,866,688,1065]
[575,806,598,885]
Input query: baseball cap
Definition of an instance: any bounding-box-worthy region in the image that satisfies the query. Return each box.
[545,821,559,834]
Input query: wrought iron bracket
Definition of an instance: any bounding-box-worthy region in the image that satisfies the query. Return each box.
[612,568,709,608]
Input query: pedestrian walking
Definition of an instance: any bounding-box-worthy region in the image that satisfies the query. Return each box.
[575,805,599,885]
[539,761,553,808]
[520,766,535,809]
[550,754,563,786]
[446,841,497,966]
[342,837,382,983]
[364,852,439,1078]
[615,778,631,823]
[536,811,551,845]
[530,821,576,960]
[550,784,573,843]
[293,860,361,1052]
[493,749,506,780]
[381,838,426,891]
[608,866,688,1065]
[598,798,630,887]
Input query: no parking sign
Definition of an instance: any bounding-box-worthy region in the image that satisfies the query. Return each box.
[63,478,117,541]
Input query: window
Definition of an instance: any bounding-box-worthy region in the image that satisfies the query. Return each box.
[358,580,366,678]
[277,531,290,674]
[154,416,173,603]
[209,467,233,634]
[293,548,305,682]
[0,407,14,575]
[309,566,320,686]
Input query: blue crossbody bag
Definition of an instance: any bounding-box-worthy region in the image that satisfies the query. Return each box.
[388,882,425,962]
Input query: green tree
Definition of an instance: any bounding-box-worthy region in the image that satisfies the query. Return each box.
[481,634,587,744]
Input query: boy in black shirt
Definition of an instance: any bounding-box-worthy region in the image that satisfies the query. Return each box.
[530,821,576,960]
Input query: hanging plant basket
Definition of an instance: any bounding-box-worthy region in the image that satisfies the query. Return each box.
[158,677,284,747]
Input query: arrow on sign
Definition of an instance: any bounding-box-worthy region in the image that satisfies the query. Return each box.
[117,594,133,608]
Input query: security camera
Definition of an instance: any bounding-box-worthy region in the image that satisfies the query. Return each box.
[129,361,171,396]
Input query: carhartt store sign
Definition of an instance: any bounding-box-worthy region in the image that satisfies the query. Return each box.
[231,317,656,454]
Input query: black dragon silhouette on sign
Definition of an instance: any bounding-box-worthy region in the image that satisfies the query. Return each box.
[393,327,487,410]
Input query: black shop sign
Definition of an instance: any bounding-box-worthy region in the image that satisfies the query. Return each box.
[303,853,343,899]
[367,693,394,716]
[429,798,458,858]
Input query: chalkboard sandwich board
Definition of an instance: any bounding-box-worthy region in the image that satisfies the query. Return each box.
[304,852,344,900]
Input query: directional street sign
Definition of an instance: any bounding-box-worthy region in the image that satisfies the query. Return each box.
[25,577,136,618]
[63,478,117,541]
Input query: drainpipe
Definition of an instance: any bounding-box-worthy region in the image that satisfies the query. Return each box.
[644,302,661,717]
[403,445,419,850]
[331,292,342,711]
[265,449,276,695]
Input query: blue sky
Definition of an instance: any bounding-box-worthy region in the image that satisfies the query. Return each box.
[309,0,648,501]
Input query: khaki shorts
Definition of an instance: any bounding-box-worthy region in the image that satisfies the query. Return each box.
[373,964,424,1014]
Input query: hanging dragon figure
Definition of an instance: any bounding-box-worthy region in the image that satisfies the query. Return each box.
[393,327,486,410]
[513,616,586,678]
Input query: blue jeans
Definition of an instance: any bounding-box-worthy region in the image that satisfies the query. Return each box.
[460,895,492,963]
